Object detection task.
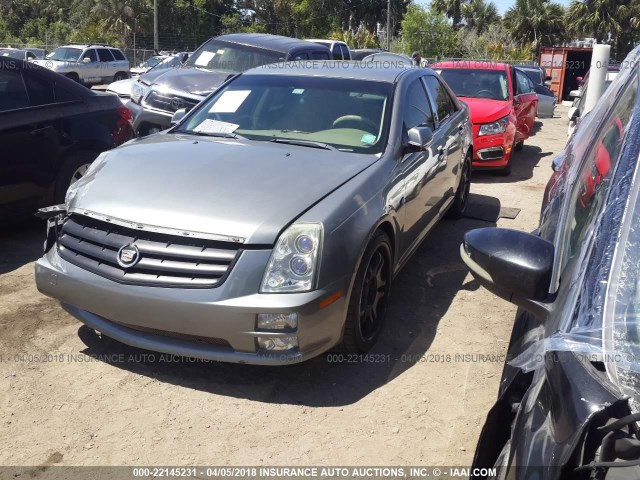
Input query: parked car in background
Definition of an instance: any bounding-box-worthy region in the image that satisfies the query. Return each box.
[128,33,331,136]
[36,61,473,365]
[361,51,413,66]
[463,47,640,479]
[130,54,168,77]
[514,64,550,86]
[532,83,556,118]
[568,66,620,100]
[306,39,351,60]
[32,44,130,85]
[107,53,190,103]
[0,47,45,61]
[432,60,538,175]
[0,59,133,219]
[350,48,386,60]
[567,73,618,138]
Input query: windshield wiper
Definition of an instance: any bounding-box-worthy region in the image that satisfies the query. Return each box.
[270,138,336,151]
[179,130,246,140]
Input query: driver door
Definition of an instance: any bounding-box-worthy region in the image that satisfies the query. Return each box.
[513,68,538,141]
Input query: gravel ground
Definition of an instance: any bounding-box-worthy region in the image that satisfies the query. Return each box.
[0,106,569,468]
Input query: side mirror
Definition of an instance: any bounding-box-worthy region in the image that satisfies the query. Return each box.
[551,154,565,172]
[404,126,433,153]
[460,228,554,315]
[82,57,92,63]
[568,106,580,122]
[170,108,187,125]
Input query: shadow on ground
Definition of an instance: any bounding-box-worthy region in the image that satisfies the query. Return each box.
[75,199,498,407]
[0,219,44,275]
[472,143,553,184]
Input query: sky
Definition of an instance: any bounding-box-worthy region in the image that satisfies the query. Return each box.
[488,0,573,15]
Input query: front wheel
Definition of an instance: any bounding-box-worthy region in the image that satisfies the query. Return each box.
[446,151,472,219]
[341,231,393,353]
[113,71,128,82]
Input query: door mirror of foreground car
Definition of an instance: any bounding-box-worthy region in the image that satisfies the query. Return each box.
[460,228,555,317]
[568,106,580,122]
[171,108,187,125]
[404,126,433,153]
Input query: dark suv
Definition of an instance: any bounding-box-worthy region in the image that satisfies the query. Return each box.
[127,33,331,136]
[0,58,134,219]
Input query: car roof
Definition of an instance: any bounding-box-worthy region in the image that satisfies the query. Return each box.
[432,60,509,71]
[215,34,326,53]
[243,60,424,82]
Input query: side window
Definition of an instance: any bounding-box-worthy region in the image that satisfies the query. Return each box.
[560,71,638,269]
[54,83,79,102]
[332,44,343,60]
[81,49,97,62]
[311,51,329,60]
[293,52,309,60]
[97,48,115,62]
[110,49,125,61]
[515,70,530,95]
[403,79,435,131]
[0,69,30,111]
[23,73,55,106]
[341,44,351,60]
[423,75,456,123]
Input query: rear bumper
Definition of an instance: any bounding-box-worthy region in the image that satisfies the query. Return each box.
[35,247,348,365]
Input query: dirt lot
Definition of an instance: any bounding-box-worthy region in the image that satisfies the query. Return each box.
[0,107,569,468]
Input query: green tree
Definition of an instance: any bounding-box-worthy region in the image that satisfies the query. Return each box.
[431,0,465,27]
[566,0,640,57]
[504,0,567,48]
[399,4,459,57]
[462,0,500,34]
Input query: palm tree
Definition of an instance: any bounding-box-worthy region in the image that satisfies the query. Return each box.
[504,0,567,48]
[431,0,465,27]
[566,0,640,57]
[92,0,135,44]
[462,0,500,33]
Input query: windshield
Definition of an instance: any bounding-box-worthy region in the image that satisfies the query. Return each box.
[47,47,82,62]
[176,73,392,154]
[141,56,165,68]
[437,68,509,101]
[185,40,284,73]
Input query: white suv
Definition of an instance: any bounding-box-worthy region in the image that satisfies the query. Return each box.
[33,44,130,85]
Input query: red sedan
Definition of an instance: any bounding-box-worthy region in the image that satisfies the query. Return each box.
[432,61,538,175]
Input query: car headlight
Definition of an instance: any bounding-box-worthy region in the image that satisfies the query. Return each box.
[261,223,323,293]
[478,115,510,136]
[131,82,148,104]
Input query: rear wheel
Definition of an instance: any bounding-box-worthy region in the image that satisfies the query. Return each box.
[54,150,99,203]
[446,150,472,219]
[113,71,128,82]
[341,231,392,353]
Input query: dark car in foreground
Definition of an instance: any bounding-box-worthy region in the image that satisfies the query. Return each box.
[128,33,331,136]
[36,61,473,365]
[462,46,640,479]
[0,58,133,219]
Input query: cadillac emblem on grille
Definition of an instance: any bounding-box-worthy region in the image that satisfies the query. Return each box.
[117,244,140,268]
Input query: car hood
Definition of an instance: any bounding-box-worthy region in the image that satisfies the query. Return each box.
[460,97,512,124]
[107,78,134,96]
[68,134,379,244]
[140,67,233,96]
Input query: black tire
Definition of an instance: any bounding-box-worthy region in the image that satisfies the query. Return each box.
[113,71,128,82]
[446,150,472,219]
[65,72,80,83]
[341,231,393,353]
[54,150,99,203]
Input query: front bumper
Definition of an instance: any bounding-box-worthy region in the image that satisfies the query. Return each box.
[127,100,173,136]
[36,247,348,365]
[472,130,514,169]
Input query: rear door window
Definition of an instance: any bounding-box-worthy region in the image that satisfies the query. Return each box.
[332,44,343,60]
[293,52,309,60]
[311,51,330,60]
[97,48,115,62]
[23,73,55,106]
[110,49,126,61]
[423,75,456,124]
[0,69,30,111]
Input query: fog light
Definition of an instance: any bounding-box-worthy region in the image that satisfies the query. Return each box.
[258,336,298,351]
[257,313,298,330]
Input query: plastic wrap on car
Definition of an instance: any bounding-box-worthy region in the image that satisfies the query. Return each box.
[510,45,640,413]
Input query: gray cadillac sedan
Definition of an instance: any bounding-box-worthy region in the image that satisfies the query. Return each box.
[35,61,473,365]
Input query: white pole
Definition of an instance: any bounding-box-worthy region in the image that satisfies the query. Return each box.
[583,44,610,115]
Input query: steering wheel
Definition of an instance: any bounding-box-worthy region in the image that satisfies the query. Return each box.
[475,89,495,99]
[332,115,378,132]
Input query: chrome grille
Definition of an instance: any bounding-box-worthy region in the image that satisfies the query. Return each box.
[143,90,200,114]
[58,215,241,288]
